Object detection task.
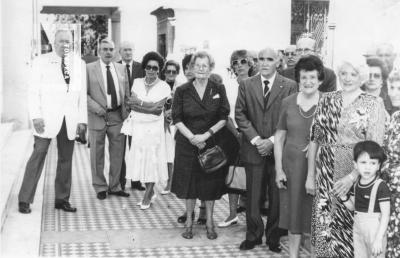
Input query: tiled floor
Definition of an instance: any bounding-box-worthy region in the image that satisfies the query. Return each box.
[39,143,311,257]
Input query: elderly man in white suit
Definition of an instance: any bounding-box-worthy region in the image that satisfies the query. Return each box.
[18,29,87,214]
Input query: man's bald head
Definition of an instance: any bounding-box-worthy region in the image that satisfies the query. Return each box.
[376,43,396,72]
[119,41,135,63]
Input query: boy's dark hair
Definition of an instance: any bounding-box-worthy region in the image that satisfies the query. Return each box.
[353,141,387,168]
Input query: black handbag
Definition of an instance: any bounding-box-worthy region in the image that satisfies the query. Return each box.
[198,137,227,173]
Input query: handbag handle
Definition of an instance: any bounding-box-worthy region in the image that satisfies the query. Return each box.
[197,133,217,154]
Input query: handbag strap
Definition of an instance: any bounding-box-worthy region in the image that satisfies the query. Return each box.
[197,134,217,154]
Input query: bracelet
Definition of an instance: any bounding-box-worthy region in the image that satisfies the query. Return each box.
[207,129,214,136]
[339,195,350,203]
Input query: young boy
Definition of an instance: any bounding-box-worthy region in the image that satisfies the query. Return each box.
[339,140,391,258]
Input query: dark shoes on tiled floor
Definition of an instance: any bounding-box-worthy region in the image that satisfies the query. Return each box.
[18,202,31,214]
[108,190,130,197]
[97,191,107,200]
[55,202,77,212]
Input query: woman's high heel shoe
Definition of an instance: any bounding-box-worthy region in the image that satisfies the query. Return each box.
[206,226,217,240]
[181,226,193,239]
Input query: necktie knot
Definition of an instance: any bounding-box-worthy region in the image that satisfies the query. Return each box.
[126,64,130,68]
[106,65,110,70]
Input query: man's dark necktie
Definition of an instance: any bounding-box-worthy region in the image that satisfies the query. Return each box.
[106,65,118,109]
[263,80,270,106]
[61,57,70,87]
[126,64,132,87]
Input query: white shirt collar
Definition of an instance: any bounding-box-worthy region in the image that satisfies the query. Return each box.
[122,60,133,67]
[260,72,277,87]
[100,59,113,69]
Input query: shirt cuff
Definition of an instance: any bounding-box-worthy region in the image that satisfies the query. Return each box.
[251,136,260,145]
[268,136,274,144]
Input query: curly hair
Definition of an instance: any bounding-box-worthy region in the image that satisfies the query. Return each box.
[141,51,165,70]
[190,51,215,71]
[294,55,325,83]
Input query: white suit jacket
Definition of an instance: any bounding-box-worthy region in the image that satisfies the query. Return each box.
[28,52,87,140]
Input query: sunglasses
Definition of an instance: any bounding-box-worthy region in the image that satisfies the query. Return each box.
[145,65,159,72]
[165,69,177,75]
[369,73,382,79]
[232,59,248,66]
[285,52,296,57]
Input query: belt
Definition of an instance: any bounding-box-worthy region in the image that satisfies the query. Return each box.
[107,106,121,112]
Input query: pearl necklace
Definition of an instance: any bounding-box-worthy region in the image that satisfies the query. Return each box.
[297,92,318,119]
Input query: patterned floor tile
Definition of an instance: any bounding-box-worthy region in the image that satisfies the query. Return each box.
[39,143,311,257]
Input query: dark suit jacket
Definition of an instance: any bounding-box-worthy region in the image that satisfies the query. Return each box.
[86,61,130,130]
[235,73,297,164]
[281,66,337,92]
[117,60,144,89]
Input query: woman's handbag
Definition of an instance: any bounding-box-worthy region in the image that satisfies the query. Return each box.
[225,156,246,191]
[198,142,227,173]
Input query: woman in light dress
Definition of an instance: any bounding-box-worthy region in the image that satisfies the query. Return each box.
[122,51,171,209]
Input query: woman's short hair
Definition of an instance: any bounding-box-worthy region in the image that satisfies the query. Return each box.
[366,57,389,81]
[163,59,180,74]
[388,70,400,85]
[190,51,215,71]
[230,50,248,66]
[337,60,368,82]
[353,140,387,167]
[294,55,325,83]
[182,54,193,72]
[141,51,165,70]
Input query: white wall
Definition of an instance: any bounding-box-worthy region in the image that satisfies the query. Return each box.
[1,0,32,129]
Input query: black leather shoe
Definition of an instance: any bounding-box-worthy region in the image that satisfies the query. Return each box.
[108,190,130,197]
[177,211,195,224]
[131,181,145,191]
[55,202,77,212]
[267,243,282,253]
[239,239,262,250]
[18,202,31,214]
[97,191,107,200]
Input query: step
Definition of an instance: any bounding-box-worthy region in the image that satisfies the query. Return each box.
[1,129,33,230]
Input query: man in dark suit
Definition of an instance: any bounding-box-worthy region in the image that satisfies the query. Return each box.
[235,47,297,252]
[86,39,130,200]
[281,37,336,92]
[117,41,145,191]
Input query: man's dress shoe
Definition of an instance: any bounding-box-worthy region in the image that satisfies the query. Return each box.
[267,242,282,253]
[18,202,31,214]
[97,191,107,200]
[108,190,130,197]
[55,202,77,212]
[131,181,145,191]
[239,238,262,250]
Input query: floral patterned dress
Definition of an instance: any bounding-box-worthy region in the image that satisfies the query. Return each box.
[310,91,386,258]
[382,111,400,258]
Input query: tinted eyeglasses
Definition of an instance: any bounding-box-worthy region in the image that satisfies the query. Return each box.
[369,73,382,79]
[165,69,177,75]
[145,65,159,72]
[285,52,296,57]
[231,59,248,66]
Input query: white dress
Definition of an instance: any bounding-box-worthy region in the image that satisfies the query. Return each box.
[121,78,171,186]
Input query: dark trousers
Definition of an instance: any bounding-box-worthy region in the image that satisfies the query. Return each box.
[119,135,131,188]
[18,118,75,204]
[244,157,286,245]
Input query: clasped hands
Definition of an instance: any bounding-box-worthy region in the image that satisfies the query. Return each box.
[254,138,273,156]
[190,133,209,150]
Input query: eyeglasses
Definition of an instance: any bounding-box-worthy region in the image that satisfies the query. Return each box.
[369,73,382,79]
[258,57,274,62]
[145,65,159,72]
[194,64,209,70]
[296,48,313,54]
[165,69,177,75]
[232,59,248,66]
[285,52,296,57]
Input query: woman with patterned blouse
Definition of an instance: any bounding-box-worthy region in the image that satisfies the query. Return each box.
[307,60,387,257]
[382,71,400,258]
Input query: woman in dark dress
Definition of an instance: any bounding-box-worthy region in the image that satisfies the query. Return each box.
[171,51,230,240]
[274,56,323,258]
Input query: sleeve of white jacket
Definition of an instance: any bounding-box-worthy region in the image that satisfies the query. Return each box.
[28,58,43,120]
[78,60,88,124]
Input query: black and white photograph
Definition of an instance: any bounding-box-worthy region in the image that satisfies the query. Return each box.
[1,0,400,257]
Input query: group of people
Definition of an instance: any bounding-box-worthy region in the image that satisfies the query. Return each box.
[17,28,399,258]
